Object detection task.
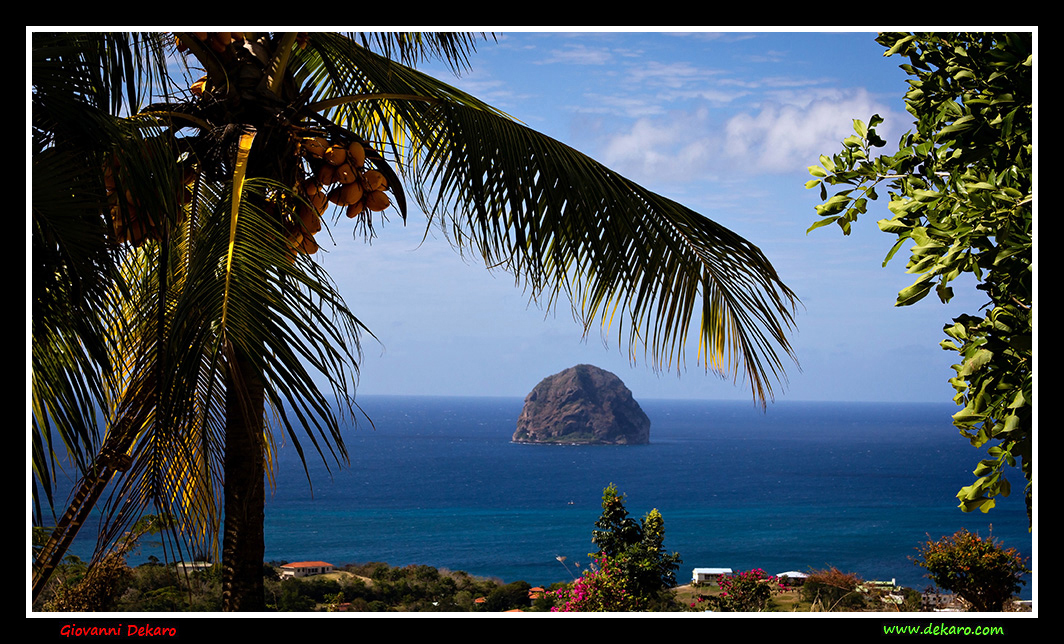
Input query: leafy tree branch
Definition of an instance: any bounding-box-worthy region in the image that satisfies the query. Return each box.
[806,32,1033,527]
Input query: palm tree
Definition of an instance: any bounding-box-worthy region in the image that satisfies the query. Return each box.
[31,31,799,611]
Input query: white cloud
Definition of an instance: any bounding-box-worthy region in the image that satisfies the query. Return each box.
[539,43,615,66]
[722,87,895,172]
[600,87,900,181]
[600,112,716,183]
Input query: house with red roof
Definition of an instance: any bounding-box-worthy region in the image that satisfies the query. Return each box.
[279,561,335,579]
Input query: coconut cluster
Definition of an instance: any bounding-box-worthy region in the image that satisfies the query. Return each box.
[287,135,392,255]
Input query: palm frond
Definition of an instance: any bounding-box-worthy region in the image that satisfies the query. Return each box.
[31,33,173,522]
[87,168,370,566]
[289,35,798,403]
[414,101,798,401]
[32,32,173,118]
[344,32,493,75]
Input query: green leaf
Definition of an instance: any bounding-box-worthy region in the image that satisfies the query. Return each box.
[843,134,863,148]
[853,118,868,138]
[952,406,986,424]
[884,35,915,57]
[943,322,968,340]
[936,282,954,303]
[959,348,993,376]
[895,277,933,306]
[876,217,911,234]
[806,217,839,234]
[881,238,906,266]
[912,189,942,201]
[815,193,851,217]
[938,114,975,135]
[958,496,995,514]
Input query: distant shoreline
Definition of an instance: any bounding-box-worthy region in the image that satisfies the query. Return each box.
[351,393,958,406]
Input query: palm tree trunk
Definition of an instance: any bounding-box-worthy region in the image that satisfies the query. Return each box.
[221,345,266,611]
[31,447,130,602]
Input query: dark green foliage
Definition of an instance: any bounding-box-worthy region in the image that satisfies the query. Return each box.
[484,581,533,611]
[588,483,682,607]
[277,579,317,611]
[37,557,549,612]
[263,562,540,612]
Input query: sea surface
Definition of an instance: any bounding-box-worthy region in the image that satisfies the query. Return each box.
[63,396,1035,598]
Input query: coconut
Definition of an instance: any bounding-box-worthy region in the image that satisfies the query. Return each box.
[309,190,328,215]
[345,201,364,218]
[361,169,387,192]
[323,145,347,166]
[341,181,364,206]
[347,141,366,168]
[364,190,391,212]
[335,163,358,185]
[317,164,336,186]
[302,137,329,158]
[298,206,321,234]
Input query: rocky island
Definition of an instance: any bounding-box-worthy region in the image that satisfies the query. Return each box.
[512,364,650,445]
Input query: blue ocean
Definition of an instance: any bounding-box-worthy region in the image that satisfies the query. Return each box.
[65,396,1035,598]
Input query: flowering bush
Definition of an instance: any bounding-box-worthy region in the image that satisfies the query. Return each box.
[914,528,1030,611]
[696,568,784,612]
[549,555,646,612]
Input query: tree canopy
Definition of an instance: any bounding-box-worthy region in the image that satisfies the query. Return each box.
[914,528,1030,611]
[806,32,1033,527]
[590,483,682,602]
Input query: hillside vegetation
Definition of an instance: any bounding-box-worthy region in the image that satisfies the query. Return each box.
[38,556,1019,613]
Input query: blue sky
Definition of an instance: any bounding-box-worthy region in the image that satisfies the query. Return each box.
[311,30,1011,404]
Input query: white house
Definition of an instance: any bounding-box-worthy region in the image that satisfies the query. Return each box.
[279,561,335,579]
[692,568,732,585]
[776,571,809,587]
[175,561,214,575]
